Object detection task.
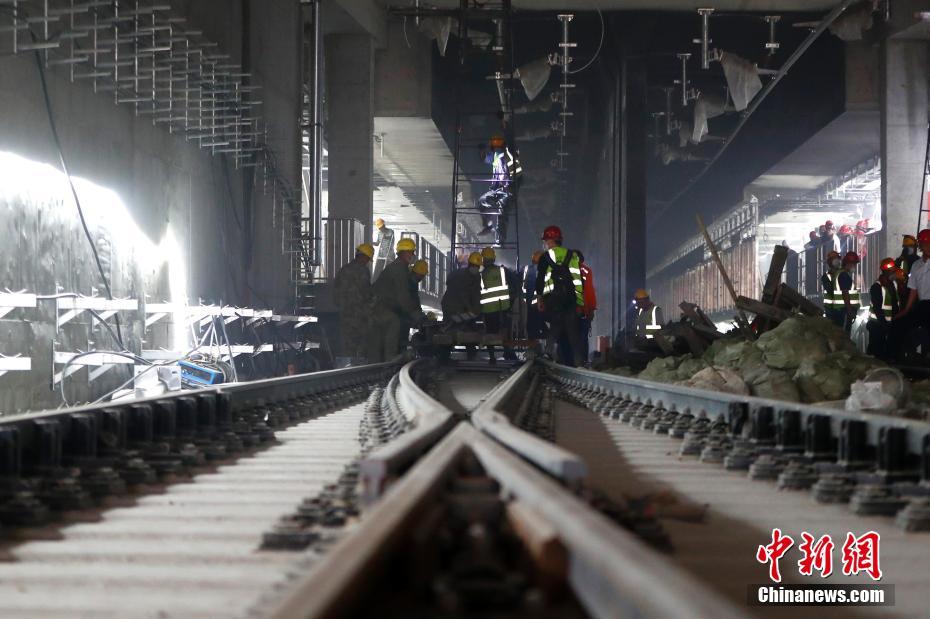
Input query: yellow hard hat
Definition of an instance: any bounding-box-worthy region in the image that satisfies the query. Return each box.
[412,259,429,276]
[634,288,650,300]
[396,238,416,253]
[468,252,483,267]
[481,247,496,261]
[356,243,374,259]
[531,250,543,264]
[903,235,917,247]
[375,218,385,229]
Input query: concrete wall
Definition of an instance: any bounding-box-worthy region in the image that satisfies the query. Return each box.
[0,0,301,413]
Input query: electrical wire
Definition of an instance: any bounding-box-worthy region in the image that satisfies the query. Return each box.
[567,8,604,75]
[30,33,124,348]
[58,350,151,407]
[90,345,205,405]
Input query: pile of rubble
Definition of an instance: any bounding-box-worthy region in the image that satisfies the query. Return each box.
[638,315,886,404]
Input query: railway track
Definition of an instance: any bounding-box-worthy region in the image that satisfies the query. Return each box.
[1,357,928,617]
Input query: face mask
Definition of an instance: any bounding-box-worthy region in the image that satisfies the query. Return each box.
[906,247,915,256]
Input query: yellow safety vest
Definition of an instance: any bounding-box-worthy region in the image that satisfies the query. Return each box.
[480,265,511,313]
[542,247,584,306]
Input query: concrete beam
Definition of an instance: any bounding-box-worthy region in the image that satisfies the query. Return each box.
[880,38,928,259]
[325,33,375,241]
[332,0,388,48]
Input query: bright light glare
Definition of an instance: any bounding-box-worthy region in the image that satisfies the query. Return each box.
[0,151,189,351]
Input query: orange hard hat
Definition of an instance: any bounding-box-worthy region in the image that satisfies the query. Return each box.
[542,225,562,241]
[879,257,897,273]
[489,134,505,148]
[633,288,650,300]
[842,251,860,265]
[903,235,917,247]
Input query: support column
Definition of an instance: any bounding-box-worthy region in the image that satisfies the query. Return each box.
[618,56,647,334]
[325,34,375,240]
[880,39,928,258]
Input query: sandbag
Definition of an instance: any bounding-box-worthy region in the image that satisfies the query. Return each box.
[748,367,801,402]
[639,356,683,383]
[685,366,750,396]
[674,357,709,381]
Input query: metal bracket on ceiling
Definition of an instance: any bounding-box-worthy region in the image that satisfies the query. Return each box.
[764,15,781,54]
[694,8,714,70]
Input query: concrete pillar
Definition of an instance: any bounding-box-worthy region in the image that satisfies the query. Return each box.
[880,39,928,259]
[325,34,375,241]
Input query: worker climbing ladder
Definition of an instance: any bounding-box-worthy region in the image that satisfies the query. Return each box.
[445,0,522,270]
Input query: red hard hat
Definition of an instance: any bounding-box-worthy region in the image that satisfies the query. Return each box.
[825,220,834,228]
[542,225,562,241]
[842,251,860,265]
[838,224,853,235]
[880,257,897,273]
[919,229,930,244]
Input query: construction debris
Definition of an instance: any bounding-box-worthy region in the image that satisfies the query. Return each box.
[638,315,885,404]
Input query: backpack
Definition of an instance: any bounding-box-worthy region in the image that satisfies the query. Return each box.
[547,249,577,311]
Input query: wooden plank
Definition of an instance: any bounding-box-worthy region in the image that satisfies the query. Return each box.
[695,215,754,338]
[736,296,791,322]
[762,245,790,303]
[679,301,717,330]
[506,501,568,584]
[776,283,823,316]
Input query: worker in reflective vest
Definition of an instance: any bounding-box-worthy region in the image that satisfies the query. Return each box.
[822,251,861,334]
[633,289,663,344]
[534,226,585,367]
[479,247,517,363]
[822,250,858,332]
[867,258,899,360]
[522,251,546,347]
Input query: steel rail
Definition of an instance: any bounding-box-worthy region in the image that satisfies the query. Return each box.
[471,361,587,484]
[0,361,401,487]
[468,427,745,619]
[543,360,930,470]
[263,423,474,619]
[263,422,743,619]
[359,359,457,505]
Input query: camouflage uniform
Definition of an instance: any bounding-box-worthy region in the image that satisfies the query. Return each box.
[334,259,372,359]
[368,258,422,362]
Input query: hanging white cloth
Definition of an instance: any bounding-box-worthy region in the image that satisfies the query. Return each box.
[720,51,762,111]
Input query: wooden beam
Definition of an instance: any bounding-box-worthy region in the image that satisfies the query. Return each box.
[762,245,790,303]
[736,296,791,322]
[776,283,823,316]
[696,215,754,338]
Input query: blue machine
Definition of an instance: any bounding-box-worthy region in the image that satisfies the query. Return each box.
[178,360,225,386]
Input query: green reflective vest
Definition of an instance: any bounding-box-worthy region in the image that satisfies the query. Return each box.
[823,270,860,308]
[542,247,584,307]
[868,282,897,321]
[480,265,511,313]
